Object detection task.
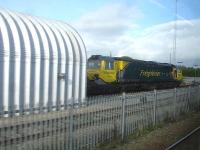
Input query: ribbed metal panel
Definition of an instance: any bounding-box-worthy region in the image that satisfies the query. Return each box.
[0,8,87,115]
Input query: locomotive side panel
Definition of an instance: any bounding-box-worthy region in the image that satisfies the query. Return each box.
[119,62,174,83]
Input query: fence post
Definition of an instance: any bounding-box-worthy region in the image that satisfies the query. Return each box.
[199,85,200,111]
[173,88,177,119]
[121,92,126,141]
[153,89,157,126]
[188,86,191,112]
[68,102,74,150]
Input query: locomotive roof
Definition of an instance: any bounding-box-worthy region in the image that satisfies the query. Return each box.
[114,56,175,68]
[89,55,175,68]
[88,55,115,61]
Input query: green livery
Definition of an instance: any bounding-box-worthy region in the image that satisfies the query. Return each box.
[87,55,183,95]
[121,60,176,82]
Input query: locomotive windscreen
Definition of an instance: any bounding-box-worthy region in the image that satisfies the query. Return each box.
[87,60,100,69]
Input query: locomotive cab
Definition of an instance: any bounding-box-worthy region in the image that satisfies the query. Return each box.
[87,55,118,83]
[172,67,183,81]
[87,55,130,84]
[87,59,101,80]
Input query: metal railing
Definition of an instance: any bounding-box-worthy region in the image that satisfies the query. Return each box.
[0,85,200,150]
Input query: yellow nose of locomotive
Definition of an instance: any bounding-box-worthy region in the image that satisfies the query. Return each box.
[176,69,183,81]
[87,69,100,80]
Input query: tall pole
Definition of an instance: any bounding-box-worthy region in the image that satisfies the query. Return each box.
[173,0,178,65]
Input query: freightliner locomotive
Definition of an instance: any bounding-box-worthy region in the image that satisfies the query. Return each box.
[87,55,183,95]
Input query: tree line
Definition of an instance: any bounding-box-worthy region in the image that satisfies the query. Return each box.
[179,66,200,77]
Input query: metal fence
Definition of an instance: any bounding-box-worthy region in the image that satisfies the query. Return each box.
[0,85,200,150]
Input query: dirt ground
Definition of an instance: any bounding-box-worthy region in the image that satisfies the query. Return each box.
[99,112,200,150]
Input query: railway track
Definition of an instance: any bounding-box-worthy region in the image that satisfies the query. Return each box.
[165,126,200,150]
[87,82,199,97]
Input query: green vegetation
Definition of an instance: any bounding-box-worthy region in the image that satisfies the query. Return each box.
[92,113,193,150]
[179,66,200,77]
[92,125,163,150]
[92,122,166,150]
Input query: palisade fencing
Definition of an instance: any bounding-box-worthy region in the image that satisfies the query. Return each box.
[0,85,200,150]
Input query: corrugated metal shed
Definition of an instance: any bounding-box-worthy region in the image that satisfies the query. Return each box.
[0,8,87,115]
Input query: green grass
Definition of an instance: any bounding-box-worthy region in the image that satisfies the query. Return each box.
[92,112,195,150]
[92,125,164,150]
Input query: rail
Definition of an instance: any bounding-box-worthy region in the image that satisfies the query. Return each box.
[165,126,200,150]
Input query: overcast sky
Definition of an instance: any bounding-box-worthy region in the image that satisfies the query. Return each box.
[1,0,200,66]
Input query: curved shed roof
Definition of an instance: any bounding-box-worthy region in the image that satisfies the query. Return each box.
[0,8,87,114]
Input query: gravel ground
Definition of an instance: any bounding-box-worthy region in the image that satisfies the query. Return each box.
[99,112,200,150]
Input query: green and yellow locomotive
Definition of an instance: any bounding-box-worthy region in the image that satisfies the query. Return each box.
[87,55,183,95]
